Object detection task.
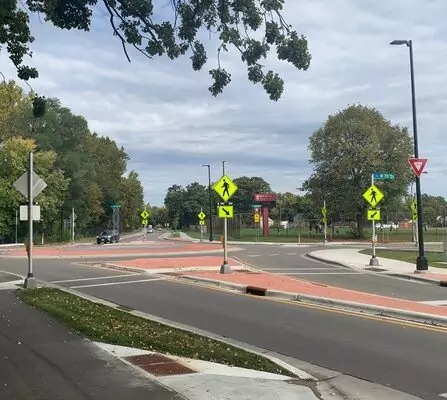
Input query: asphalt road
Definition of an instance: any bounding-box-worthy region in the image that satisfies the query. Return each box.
[1,257,446,399]
[235,244,447,302]
[0,290,182,400]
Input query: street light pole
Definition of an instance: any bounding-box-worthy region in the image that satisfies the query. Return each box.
[202,164,214,242]
[390,39,428,271]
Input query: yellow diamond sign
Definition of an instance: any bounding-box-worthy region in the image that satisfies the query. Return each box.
[141,210,149,219]
[362,184,384,207]
[213,175,238,202]
[198,211,206,220]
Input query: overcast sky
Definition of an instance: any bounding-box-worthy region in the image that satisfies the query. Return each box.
[1,0,446,206]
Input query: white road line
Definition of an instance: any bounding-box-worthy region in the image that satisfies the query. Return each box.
[262,267,337,271]
[51,273,138,284]
[285,252,296,256]
[268,253,280,256]
[70,278,165,289]
[248,254,261,257]
[419,300,447,306]
[438,393,447,398]
[283,272,361,275]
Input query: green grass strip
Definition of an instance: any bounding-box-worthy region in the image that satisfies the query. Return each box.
[18,288,294,377]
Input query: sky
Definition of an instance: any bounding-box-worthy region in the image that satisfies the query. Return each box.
[1,0,446,206]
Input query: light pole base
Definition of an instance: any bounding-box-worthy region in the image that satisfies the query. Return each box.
[415,256,428,272]
[209,237,214,242]
[24,276,37,289]
[369,256,380,266]
[220,263,232,274]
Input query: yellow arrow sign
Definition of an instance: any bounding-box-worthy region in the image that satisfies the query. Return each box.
[363,184,384,207]
[218,205,234,218]
[199,220,205,225]
[367,208,381,221]
[142,218,149,225]
[213,175,238,202]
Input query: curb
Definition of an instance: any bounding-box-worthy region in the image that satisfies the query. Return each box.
[174,275,447,328]
[33,279,315,382]
[386,272,447,287]
[305,251,358,269]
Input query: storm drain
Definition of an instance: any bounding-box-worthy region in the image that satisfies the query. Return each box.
[124,354,196,376]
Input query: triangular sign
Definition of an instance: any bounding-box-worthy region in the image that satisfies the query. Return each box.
[408,158,427,177]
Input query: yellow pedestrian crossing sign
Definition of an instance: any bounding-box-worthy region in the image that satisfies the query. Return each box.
[141,210,149,219]
[198,211,206,220]
[218,205,234,218]
[363,184,384,207]
[213,175,238,202]
[367,208,381,221]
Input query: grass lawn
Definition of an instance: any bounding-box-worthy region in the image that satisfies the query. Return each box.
[359,249,447,268]
[18,288,293,377]
[184,227,447,243]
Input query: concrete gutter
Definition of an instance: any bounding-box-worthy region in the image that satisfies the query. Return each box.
[174,275,447,328]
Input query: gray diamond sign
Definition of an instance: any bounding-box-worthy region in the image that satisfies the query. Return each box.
[13,171,47,199]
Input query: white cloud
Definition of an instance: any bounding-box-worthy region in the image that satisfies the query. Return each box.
[1,0,446,205]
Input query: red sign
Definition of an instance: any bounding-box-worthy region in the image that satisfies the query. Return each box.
[253,193,277,202]
[408,158,427,177]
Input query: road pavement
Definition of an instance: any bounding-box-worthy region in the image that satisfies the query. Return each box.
[235,244,447,301]
[0,256,445,399]
[0,290,183,399]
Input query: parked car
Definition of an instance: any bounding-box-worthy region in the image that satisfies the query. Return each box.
[96,229,120,244]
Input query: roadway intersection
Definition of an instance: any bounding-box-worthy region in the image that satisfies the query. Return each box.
[1,234,447,399]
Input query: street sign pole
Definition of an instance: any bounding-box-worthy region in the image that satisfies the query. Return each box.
[323,200,327,244]
[220,161,230,274]
[15,209,18,244]
[71,207,75,243]
[24,152,36,288]
[369,173,379,266]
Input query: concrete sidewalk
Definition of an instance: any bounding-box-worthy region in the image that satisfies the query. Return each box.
[307,247,447,285]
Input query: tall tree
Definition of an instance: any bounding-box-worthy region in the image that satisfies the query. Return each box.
[302,105,413,236]
[2,0,311,100]
[231,176,271,214]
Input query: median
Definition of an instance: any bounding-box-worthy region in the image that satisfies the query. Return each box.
[18,288,294,377]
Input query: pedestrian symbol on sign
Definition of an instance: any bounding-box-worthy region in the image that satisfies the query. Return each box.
[362,184,384,207]
[221,179,230,198]
[212,175,238,202]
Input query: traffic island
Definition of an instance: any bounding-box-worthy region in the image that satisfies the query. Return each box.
[18,288,295,377]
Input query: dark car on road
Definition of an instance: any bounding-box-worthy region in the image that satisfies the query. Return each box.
[96,229,120,244]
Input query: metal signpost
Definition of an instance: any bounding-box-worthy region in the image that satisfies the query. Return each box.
[198,209,206,242]
[13,152,47,288]
[363,174,385,266]
[212,162,238,274]
[322,202,327,244]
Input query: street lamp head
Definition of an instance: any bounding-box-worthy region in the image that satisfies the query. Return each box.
[390,39,409,47]
[201,164,210,167]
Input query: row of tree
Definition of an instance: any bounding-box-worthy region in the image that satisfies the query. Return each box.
[0,80,145,242]
[162,105,444,235]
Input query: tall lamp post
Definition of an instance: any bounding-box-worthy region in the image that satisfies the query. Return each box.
[390,39,428,271]
[202,164,214,242]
